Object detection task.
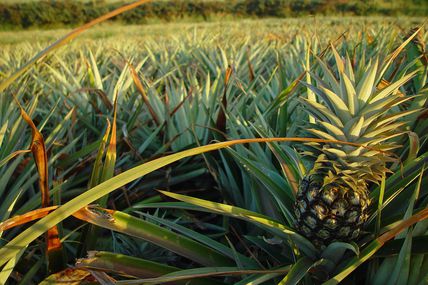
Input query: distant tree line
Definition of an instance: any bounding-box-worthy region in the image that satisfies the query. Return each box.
[0,0,426,29]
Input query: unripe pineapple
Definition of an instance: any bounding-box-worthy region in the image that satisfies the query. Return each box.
[295,158,370,246]
[294,47,419,246]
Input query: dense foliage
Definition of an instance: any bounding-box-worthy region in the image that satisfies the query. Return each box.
[0,18,428,285]
[0,13,427,285]
[0,0,427,29]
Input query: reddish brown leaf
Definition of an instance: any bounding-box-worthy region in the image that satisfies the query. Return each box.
[128,62,160,126]
[378,208,428,244]
[377,79,405,97]
[18,103,64,271]
[417,108,428,119]
[41,268,95,284]
[19,107,49,208]
[246,48,255,82]
[0,206,58,232]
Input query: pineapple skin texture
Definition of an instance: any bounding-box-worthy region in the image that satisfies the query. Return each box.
[294,175,369,247]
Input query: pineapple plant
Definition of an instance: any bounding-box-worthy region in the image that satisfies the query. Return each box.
[294,48,418,246]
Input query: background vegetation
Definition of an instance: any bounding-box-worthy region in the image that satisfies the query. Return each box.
[0,0,427,30]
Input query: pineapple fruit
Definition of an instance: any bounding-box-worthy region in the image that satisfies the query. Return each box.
[294,47,418,246]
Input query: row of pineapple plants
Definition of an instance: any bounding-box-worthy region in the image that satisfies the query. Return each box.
[0,2,427,284]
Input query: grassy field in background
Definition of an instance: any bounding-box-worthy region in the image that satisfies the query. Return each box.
[0,16,423,46]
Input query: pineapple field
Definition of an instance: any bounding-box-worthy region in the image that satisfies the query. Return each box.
[0,2,427,284]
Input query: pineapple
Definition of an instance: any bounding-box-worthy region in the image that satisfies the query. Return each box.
[294,47,418,246]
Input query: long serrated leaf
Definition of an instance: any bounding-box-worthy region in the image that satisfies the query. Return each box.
[0,137,385,267]
[357,58,378,102]
[89,119,111,188]
[73,206,233,267]
[0,247,27,285]
[76,251,222,285]
[279,257,319,285]
[0,121,7,149]
[370,70,417,104]
[115,267,292,285]
[159,190,316,257]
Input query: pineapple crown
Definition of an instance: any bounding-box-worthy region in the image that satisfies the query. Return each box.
[299,45,419,189]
